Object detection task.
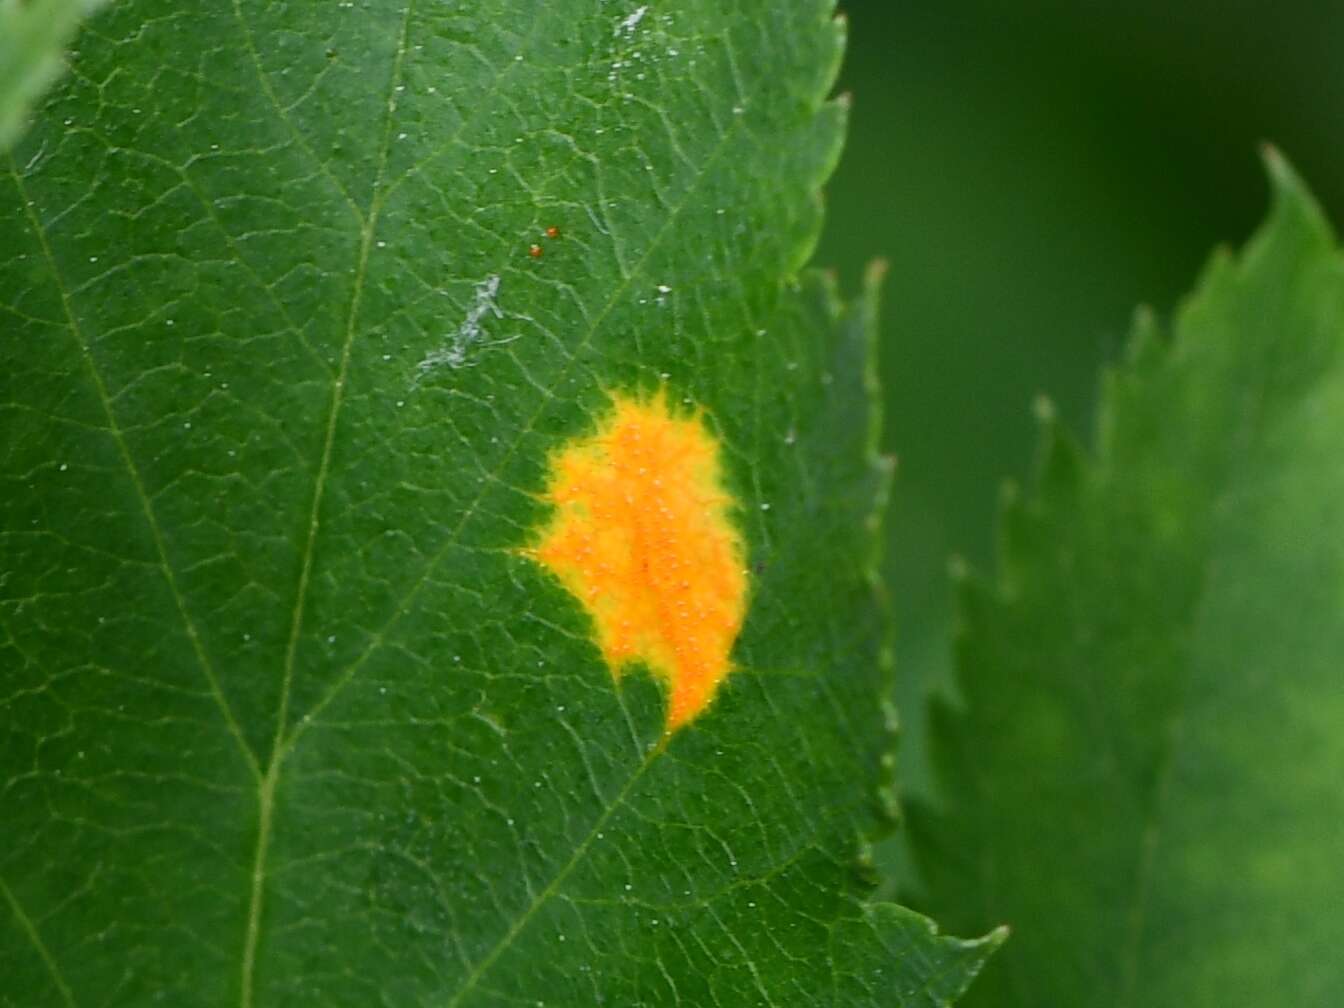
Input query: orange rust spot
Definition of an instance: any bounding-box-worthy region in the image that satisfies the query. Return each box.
[528,391,747,730]
[528,243,543,258]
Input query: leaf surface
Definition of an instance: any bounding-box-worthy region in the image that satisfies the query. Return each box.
[912,154,1344,1006]
[0,3,996,1005]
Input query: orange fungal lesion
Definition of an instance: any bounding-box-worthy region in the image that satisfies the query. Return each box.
[526,390,748,731]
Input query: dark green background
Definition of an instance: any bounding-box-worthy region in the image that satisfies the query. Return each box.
[818,0,1344,833]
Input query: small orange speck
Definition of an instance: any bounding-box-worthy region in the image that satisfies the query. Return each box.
[528,243,543,258]
[528,391,747,730]
[545,225,560,239]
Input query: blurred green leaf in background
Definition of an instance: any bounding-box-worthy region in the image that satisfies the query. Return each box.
[820,0,1344,884]
[913,155,1344,1007]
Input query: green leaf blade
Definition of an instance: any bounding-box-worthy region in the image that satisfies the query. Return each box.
[913,154,1344,1007]
[2,3,993,1004]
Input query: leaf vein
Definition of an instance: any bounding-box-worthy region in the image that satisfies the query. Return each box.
[443,746,660,1007]
[237,5,418,1006]
[4,154,261,782]
[229,0,366,227]
[1,875,77,1008]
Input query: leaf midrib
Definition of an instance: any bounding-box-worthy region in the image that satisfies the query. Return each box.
[236,2,417,1005]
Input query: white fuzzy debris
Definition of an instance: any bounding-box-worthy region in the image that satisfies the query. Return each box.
[616,5,648,35]
[416,274,516,376]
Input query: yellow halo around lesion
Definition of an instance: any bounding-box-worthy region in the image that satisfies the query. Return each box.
[525,389,748,731]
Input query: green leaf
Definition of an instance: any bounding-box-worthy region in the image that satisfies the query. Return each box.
[0,0,108,151]
[912,152,1344,1006]
[1,3,997,1004]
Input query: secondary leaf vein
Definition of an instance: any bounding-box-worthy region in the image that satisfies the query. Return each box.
[4,154,261,782]
[1,875,76,1008]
